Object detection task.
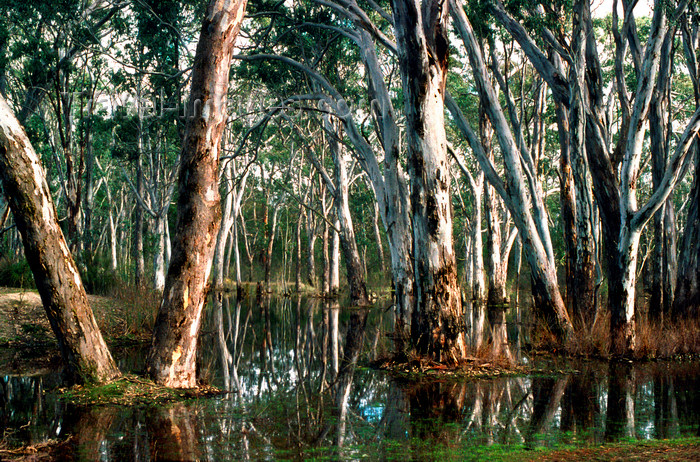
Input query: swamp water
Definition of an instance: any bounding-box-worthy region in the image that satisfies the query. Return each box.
[1,294,699,460]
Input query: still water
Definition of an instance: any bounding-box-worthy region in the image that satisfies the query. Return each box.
[1,295,699,460]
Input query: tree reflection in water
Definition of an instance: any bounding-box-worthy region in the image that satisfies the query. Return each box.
[1,294,699,460]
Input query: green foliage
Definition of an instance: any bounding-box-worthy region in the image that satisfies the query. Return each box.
[0,259,35,289]
[77,252,120,296]
[110,109,140,161]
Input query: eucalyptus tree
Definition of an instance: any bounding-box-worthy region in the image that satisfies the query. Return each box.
[673,5,700,319]
[300,105,369,305]
[448,0,574,339]
[147,0,247,388]
[111,0,202,290]
[235,0,420,353]
[0,95,119,383]
[473,0,700,352]
[389,0,469,361]
[211,118,253,290]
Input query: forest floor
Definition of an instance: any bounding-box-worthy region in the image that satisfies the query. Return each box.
[0,286,152,375]
[1,435,698,461]
[520,438,700,461]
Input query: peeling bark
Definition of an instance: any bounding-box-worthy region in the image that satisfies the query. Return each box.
[0,95,119,384]
[147,0,247,388]
[391,0,467,362]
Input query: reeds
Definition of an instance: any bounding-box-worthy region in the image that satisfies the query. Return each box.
[533,310,700,359]
[107,281,160,339]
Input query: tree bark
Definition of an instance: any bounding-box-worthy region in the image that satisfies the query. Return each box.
[672,145,699,318]
[133,159,145,288]
[0,95,119,384]
[147,0,247,388]
[330,224,340,294]
[449,1,573,340]
[391,0,467,362]
[308,107,370,306]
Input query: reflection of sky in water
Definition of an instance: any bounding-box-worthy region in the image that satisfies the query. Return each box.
[0,295,699,460]
[361,404,384,423]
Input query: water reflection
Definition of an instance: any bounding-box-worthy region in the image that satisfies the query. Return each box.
[0,294,699,460]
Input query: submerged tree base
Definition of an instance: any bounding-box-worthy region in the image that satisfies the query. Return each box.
[60,374,224,407]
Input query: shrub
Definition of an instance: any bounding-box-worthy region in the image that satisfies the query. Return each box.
[77,252,119,295]
[0,258,35,289]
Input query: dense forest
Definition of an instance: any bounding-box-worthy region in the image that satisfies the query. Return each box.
[0,0,699,389]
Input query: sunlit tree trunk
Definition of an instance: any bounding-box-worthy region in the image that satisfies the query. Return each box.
[133,158,145,288]
[391,0,467,362]
[0,95,119,384]
[147,0,247,388]
[330,225,340,294]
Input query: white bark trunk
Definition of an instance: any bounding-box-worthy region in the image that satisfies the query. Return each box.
[330,224,340,293]
[153,215,166,291]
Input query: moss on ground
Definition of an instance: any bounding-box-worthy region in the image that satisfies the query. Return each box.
[60,374,224,407]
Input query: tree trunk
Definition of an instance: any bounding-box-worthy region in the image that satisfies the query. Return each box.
[307,106,370,306]
[0,95,119,384]
[153,214,167,291]
[672,146,699,318]
[391,0,467,362]
[354,27,415,351]
[649,31,678,320]
[330,224,340,294]
[133,159,145,288]
[295,208,303,292]
[332,150,368,306]
[147,0,247,388]
[322,211,330,295]
[449,1,573,340]
[373,201,386,273]
[264,204,279,288]
[306,205,317,287]
[569,0,598,327]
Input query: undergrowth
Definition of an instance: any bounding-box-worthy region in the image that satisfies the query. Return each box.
[532,310,700,360]
[106,281,160,338]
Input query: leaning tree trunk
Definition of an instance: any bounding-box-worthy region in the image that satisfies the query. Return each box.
[0,95,119,384]
[391,0,467,362]
[449,0,573,340]
[147,0,247,388]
